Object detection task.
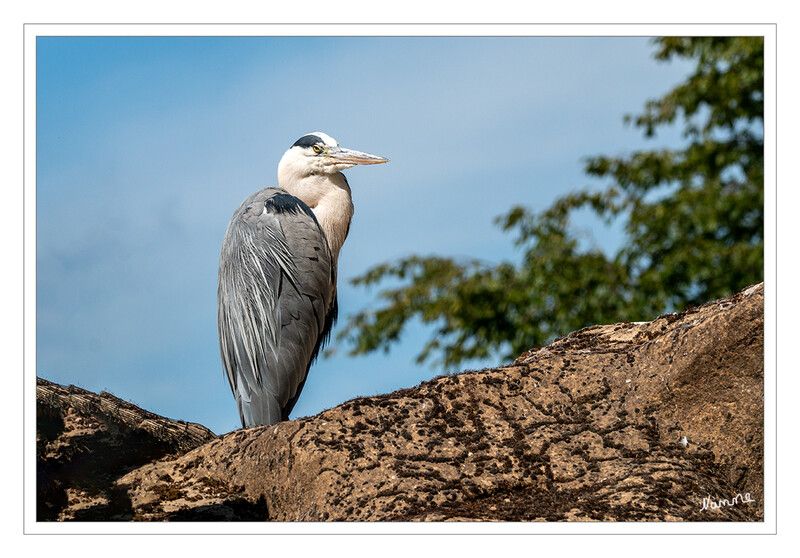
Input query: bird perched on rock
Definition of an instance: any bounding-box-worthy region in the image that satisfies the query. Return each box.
[217,133,388,428]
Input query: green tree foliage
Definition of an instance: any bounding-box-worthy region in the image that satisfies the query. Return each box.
[338,37,764,370]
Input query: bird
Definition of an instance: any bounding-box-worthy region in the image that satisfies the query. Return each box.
[217,132,388,428]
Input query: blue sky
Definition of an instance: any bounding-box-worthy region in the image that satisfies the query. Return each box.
[36,36,695,435]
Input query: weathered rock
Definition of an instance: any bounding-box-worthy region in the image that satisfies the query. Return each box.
[36,378,216,520]
[38,283,764,521]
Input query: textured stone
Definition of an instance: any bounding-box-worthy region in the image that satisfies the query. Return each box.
[37,283,764,521]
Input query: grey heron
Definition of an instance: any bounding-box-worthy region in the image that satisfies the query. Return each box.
[217,132,388,428]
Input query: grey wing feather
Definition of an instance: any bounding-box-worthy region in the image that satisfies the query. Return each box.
[217,187,336,427]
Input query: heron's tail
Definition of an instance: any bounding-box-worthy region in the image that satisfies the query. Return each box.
[235,381,282,428]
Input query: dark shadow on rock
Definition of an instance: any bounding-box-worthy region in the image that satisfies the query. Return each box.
[36,378,216,521]
[166,496,270,521]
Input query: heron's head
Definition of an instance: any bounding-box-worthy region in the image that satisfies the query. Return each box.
[277,132,388,257]
[278,132,388,182]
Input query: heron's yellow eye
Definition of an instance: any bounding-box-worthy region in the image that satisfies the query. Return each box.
[312,145,322,154]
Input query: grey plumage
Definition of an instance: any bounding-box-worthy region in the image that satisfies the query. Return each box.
[218,188,335,427]
[218,133,387,428]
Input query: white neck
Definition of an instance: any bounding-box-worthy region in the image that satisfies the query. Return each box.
[278,160,354,263]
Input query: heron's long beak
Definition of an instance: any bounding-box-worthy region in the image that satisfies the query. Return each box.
[327,146,389,165]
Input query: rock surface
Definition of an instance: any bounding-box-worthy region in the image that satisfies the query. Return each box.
[37,283,764,521]
[36,379,216,520]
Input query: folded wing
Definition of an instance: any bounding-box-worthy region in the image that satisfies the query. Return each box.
[217,187,336,427]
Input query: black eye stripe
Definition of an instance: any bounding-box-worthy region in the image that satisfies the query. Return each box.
[292,134,324,149]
